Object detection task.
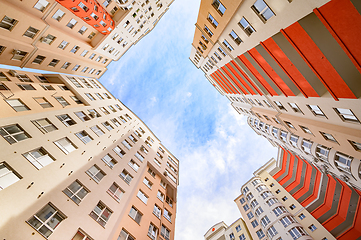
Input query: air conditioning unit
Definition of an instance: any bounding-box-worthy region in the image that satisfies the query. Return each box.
[9,70,18,77]
[163,171,167,176]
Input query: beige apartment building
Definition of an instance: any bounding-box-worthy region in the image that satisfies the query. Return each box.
[0,0,174,78]
[190,0,361,190]
[204,218,253,240]
[235,147,361,240]
[0,68,178,240]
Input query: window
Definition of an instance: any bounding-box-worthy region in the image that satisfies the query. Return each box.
[284,121,295,129]
[27,203,65,238]
[307,105,326,117]
[102,154,117,168]
[122,140,132,150]
[218,47,227,56]
[52,9,65,21]
[243,204,250,211]
[161,208,171,223]
[239,234,246,240]
[301,139,313,154]
[76,131,93,144]
[70,45,80,54]
[334,152,352,173]
[41,85,55,91]
[207,13,218,28]
[0,72,9,81]
[80,50,89,58]
[0,162,21,190]
[137,190,148,204]
[275,189,280,194]
[143,177,153,189]
[349,140,361,151]
[239,17,255,36]
[300,125,312,134]
[247,211,254,219]
[90,125,104,137]
[255,207,264,216]
[74,111,90,122]
[148,223,158,240]
[102,121,114,131]
[129,206,142,224]
[212,0,226,15]
[90,202,112,227]
[55,96,69,107]
[273,206,287,217]
[111,118,121,127]
[34,97,53,108]
[161,225,170,240]
[67,19,77,29]
[204,25,213,37]
[320,132,337,143]
[334,108,359,123]
[240,198,246,204]
[288,227,308,240]
[86,165,105,183]
[17,84,35,90]
[160,180,166,189]
[70,96,82,104]
[118,229,135,240]
[31,118,57,134]
[157,190,165,202]
[250,200,258,209]
[288,102,303,113]
[57,114,76,127]
[61,62,71,69]
[261,216,270,228]
[6,99,30,112]
[85,93,96,101]
[68,77,83,88]
[88,109,100,118]
[280,216,296,228]
[251,0,274,22]
[267,198,279,206]
[34,0,49,12]
[251,220,259,227]
[63,180,89,204]
[298,213,306,220]
[23,26,39,38]
[54,137,77,155]
[12,50,27,61]
[96,93,104,100]
[113,146,126,158]
[41,34,56,45]
[290,204,296,210]
[0,124,30,144]
[59,85,69,91]
[72,229,93,240]
[256,229,265,239]
[166,196,173,207]
[23,147,55,169]
[267,226,278,239]
[120,169,133,184]
[282,196,288,201]
[106,182,124,202]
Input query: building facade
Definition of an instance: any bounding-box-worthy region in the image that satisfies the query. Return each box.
[235,147,361,240]
[0,68,178,240]
[204,218,253,240]
[190,0,361,190]
[0,0,174,77]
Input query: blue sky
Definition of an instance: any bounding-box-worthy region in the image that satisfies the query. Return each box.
[0,0,277,238]
[100,0,277,239]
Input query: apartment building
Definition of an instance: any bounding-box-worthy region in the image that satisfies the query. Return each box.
[0,68,178,240]
[0,0,174,77]
[235,147,361,240]
[190,0,361,190]
[204,218,253,240]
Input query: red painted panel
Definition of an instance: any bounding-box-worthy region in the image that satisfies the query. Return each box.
[285,156,304,192]
[248,48,295,97]
[218,71,241,94]
[230,61,263,95]
[282,23,356,100]
[211,73,229,94]
[300,169,322,207]
[311,176,337,218]
[221,67,248,94]
[214,71,236,94]
[338,189,361,240]
[292,161,313,200]
[278,154,295,186]
[238,55,278,96]
[272,149,289,179]
[56,0,114,35]
[261,38,319,97]
[316,0,361,73]
[226,63,255,95]
[323,179,352,231]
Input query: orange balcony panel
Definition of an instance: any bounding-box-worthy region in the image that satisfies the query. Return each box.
[56,0,115,35]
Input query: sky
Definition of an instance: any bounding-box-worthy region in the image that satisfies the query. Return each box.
[99,0,278,239]
[0,0,277,238]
